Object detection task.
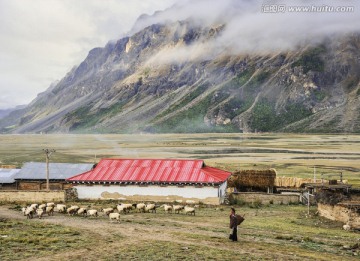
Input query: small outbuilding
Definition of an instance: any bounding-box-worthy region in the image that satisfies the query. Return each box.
[67,158,231,204]
[0,168,21,190]
[15,162,93,190]
[228,169,277,193]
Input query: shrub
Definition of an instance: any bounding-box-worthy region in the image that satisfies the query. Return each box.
[228,195,246,206]
[314,190,349,206]
[250,199,263,209]
[292,46,326,73]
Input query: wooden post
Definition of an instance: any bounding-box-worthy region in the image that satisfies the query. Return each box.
[43,149,55,191]
[340,172,343,183]
[307,192,310,215]
[46,155,49,190]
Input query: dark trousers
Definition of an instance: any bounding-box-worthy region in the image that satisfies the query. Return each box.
[229,227,237,241]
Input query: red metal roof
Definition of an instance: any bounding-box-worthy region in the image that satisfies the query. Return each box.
[67,159,231,184]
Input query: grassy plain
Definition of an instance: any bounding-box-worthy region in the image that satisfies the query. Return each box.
[0,133,359,186]
[1,133,359,260]
[0,204,359,260]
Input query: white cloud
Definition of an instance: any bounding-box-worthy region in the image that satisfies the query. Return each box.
[141,0,360,65]
[0,0,177,109]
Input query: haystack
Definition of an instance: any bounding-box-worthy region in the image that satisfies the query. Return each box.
[228,169,277,188]
[274,177,315,188]
[0,165,17,169]
[274,177,343,188]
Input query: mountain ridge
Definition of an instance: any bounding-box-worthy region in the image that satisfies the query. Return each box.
[1,19,360,134]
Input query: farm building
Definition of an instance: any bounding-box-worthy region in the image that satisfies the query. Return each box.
[227,169,277,193]
[0,168,21,190]
[226,169,301,205]
[67,159,231,204]
[14,162,93,190]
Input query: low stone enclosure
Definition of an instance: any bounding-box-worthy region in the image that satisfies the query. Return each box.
[0,188,78,203]
[0,188,299,206]
[318,202,360,229]
[230,192,300,205]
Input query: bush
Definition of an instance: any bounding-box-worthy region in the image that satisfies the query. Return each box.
[228,195,246,206]
[292,46,326,73]
[250,199,263,209]
[314,190,349,206]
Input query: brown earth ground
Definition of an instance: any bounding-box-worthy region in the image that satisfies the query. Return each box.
[0,204,359,261]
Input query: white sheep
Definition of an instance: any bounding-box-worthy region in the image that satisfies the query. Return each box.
[87,209,98,217]
[109,212,121,222]
[136,203,146,213]
[29,203,38,209]
[184,206,195,216]
[116,203,132,213]
[36,208,44,219]
[56,204,67,213]
[21,207,27,216]
[162,204,173,214]
[121,204,133,213]
[116,205,127,214]
[67,206,79,216]
[77,207,87,216]
[101,208,114,216]
[38,204,47,210]
[145,204,157,213]
[46,206,54,216]
[25,207,35,219]
[173,205,184,214]
[46,202,55,207]
[343,224,351,231]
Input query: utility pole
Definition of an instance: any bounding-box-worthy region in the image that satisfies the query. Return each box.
[43,149,55,191]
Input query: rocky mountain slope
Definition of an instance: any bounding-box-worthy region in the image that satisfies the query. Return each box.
[1,19,360,134]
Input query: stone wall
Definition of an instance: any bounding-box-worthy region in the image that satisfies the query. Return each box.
[17,181,73,190]
[231,192,300,205]
[318,203,360,229]
[0,190,66,203]
[65,188,78,201]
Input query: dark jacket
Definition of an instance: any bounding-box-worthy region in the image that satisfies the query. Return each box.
[229,214,238,229]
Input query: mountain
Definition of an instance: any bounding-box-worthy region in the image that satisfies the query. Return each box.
[0,105,25,120]
[1,19,360,134]
[0,105,27,120]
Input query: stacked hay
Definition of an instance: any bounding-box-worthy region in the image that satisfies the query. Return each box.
[275,177,313,188]
[275,177,332,188]
[0,165,17,169]
[228,169,277,189]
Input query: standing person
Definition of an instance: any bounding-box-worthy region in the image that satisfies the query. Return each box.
[229,207,238,242]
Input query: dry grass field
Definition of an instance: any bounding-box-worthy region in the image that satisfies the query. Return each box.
[0,133,359,186]
[0,203,359,260]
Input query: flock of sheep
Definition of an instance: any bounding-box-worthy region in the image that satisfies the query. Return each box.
[21,202,197,222]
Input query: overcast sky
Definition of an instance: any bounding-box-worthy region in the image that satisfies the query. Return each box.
[0,0,358,110]
[0,0,177,109]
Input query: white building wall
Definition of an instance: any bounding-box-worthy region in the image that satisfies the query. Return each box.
[75,182,226,204]
[76,184,218,199]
